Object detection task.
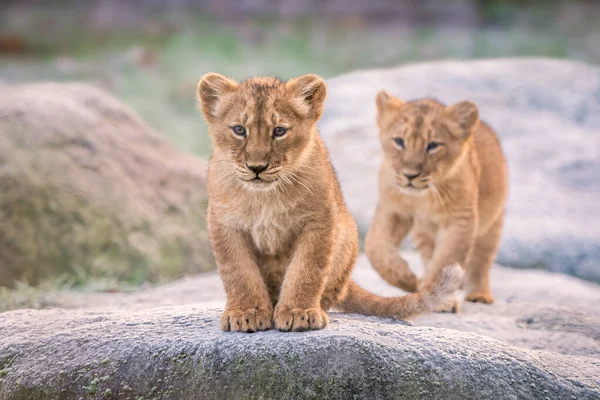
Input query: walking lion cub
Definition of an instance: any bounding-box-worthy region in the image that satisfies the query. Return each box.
[366,92,508,307]
[197,73,462,332]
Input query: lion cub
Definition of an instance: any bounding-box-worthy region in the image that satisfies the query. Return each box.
[366,92,508,306]
[197,73,462,332]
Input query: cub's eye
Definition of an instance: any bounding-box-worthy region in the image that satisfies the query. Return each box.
[393,137,405,149]
[272,126,288,138]
[426,141,441,152]
[231,125,246,137]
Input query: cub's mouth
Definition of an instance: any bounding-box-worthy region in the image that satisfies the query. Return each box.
[242,175,278,189]
[250,176,276,183]
[398,182,430,196]
[403,184,428,190]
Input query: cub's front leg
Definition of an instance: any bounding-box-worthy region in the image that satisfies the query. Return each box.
[274,225,332,332]
[423,209,477,283]
[210,219,273,333]
[421,208,477,313]
[365,204,418,292]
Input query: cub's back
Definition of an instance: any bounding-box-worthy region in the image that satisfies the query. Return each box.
[473,121,508,230]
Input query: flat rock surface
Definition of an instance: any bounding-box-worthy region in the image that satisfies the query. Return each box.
[1,304,599,400]
[2,254,598,398]
[319,58,600,282]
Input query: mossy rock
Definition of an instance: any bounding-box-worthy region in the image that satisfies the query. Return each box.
[0,82,214,287]
[0,307,598,399]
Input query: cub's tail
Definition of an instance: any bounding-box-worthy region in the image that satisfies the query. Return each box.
[338,264,463,320]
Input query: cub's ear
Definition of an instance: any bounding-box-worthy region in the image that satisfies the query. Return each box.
[445,101,479,139]
[375,90,404,115]
[285,74,327,121]
[197,73,238,122]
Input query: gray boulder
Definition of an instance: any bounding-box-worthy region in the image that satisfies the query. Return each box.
[1,252,598,399]
[319,58,600,282]
[0,82,214,288]
[1,306,599,400]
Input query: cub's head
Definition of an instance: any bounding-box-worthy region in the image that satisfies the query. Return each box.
[197,73,326,190]
[375,91,479,196]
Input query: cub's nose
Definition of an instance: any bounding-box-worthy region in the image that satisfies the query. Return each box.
[247,163,269,174]
[403,171,421,180]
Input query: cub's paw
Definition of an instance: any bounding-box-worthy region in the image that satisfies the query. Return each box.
[465,292,494,304]
[221,307,273,333]
[399,272,419,293]
[437,298,461,314]
[273,306,329,332]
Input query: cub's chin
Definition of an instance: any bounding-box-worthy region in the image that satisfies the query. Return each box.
[398,185,429,197]
[242,178,277,191]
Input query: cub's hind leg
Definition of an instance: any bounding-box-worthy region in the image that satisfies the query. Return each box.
[463,215,503,304]
[321,214,359,311]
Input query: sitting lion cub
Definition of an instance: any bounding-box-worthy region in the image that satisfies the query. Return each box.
[197,73,462,332]
[366,92,508,307]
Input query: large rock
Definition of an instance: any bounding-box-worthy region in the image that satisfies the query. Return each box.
[0,82,213,287]
[1,306,599,400]
[319,58,600,282]
[2,252,598,399]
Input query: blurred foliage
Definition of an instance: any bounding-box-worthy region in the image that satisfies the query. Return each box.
[1,1,598,157]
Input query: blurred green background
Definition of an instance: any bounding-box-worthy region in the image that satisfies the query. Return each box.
[1,0,599,309]
[1,0,599,157]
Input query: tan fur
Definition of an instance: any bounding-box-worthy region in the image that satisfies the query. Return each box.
[197,74,463,332]
[366,92,508,308]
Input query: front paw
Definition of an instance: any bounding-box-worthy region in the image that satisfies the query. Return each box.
[465,291,494,304]
[392,258,419,293]
[437,297,461,314]
[400,272,419,292]
[273,305,329,332]
[221,307,273,333]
